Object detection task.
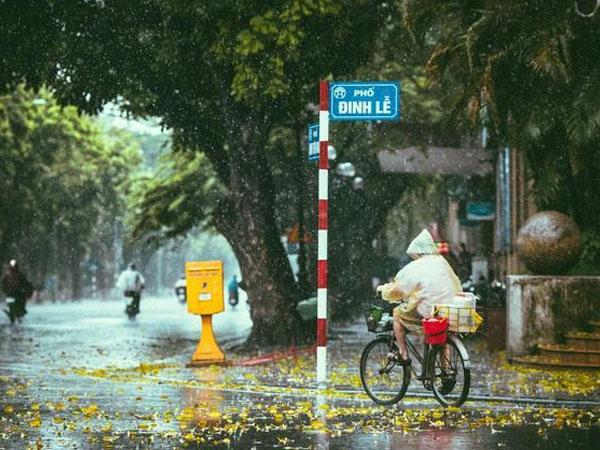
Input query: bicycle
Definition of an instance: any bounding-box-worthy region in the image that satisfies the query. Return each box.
[359,302,472,407]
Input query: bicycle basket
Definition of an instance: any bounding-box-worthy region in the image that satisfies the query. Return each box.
[422,316,448,345]
[434,304,483,333]
[365,305,392,333]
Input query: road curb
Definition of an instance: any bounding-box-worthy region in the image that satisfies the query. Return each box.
[335,388,600,408]
[232,345,316,366]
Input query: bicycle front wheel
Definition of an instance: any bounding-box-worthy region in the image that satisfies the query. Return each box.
[360,335,411,405]
[427,337,470,407]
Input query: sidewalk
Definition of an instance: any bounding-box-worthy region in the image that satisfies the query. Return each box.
[326,319,600,405]
[131,317,600,407]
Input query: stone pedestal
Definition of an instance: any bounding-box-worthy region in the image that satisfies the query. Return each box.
[507,275,600,356]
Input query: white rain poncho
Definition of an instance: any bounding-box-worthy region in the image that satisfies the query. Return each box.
[116,267,145,293]
[379,229,461,318]
[406,229,439,256]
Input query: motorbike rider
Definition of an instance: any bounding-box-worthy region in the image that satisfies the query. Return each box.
[116,263,145,316]
[1,259,33,322]
[377,229,462,364]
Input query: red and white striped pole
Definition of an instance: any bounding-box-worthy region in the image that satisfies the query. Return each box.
[316,80,329,386]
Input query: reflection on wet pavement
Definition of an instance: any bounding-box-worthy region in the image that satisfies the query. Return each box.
[1,298,599,448]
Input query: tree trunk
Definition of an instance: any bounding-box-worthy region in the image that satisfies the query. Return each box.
[223,220,306,346]
[212,126,307,347]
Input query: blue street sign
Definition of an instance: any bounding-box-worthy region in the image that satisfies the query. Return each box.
[308,123,319,161]
[329,81,400,121]
[467,201,495,221]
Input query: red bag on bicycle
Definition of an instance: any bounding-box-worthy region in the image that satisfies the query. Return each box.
[422,317,448,345]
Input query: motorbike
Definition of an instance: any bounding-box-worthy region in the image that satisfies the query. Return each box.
[175,286,187,304]
[228,291,239,307]
[461,277,506,308]
[125,302,138,319]
[123,290,141,319]
[488,279,507,307]
[4,296,26,323]
[174,277,187,304]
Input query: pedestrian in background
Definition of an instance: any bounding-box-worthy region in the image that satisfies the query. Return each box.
[45,274,58,302]
[228,275,239,307]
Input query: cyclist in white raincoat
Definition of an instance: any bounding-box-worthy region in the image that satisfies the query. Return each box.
[377,229,461,364]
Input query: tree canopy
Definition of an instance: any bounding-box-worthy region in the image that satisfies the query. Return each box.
[0,86,141,295]
[403,0,600,231]
[5,1,598,341]
[0,0,398,344]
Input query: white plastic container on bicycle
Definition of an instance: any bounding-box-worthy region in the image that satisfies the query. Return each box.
[435,292,481,333]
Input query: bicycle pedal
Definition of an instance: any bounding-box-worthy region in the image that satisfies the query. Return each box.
[387,351,411,366]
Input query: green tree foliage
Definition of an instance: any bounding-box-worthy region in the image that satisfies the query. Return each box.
[1,1,482,342]
[0,0,395,344]
[403,0,600,231]
[129,151,225,241]
[0,87,141,296]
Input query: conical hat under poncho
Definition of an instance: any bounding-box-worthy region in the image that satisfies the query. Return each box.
[406,229,439,256]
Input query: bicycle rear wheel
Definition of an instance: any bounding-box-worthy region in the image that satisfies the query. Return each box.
[427,337,470,407]
[360,335,411,405]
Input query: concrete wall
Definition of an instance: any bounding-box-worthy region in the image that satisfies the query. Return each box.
[507,275,600,355]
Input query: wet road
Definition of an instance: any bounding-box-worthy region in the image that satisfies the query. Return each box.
[1,297,598,449]
[0,295,252,371]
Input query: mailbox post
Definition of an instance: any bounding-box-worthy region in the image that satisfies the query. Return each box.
[185,261,226,366]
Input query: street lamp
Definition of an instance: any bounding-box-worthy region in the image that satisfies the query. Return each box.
[575,0,599,17]
[333,161,365,192]
[353,176,364,191]
[328,146,363,191]
[32,98,48,106]
[327,145,337,161]
[336,162,356,178]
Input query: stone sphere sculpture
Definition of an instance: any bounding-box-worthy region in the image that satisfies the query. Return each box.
[516,211,583,275]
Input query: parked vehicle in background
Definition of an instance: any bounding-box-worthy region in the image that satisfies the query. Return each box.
[175,276,187,304]
[462,276,506,308]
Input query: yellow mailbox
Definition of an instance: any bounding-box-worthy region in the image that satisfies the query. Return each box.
[185,261,226,366]
[186,261,224,315]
